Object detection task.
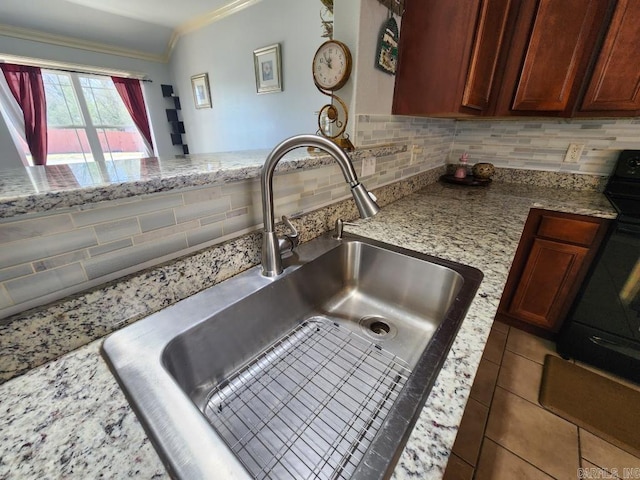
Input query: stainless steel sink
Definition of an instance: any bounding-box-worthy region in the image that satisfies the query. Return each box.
[102,233,482,480]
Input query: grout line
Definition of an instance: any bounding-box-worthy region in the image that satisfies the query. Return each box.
[503,345,553,366]
[481,435,562,480]
[472,435,487,478]
[480,354,501,368]
[577,427,583,470]
[450,452,475,471]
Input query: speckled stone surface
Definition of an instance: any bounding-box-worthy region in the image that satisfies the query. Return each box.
[0,145,405,218]
[0,167,442,383]
[0,178,616,480]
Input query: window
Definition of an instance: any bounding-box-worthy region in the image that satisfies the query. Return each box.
[39,70,150,167]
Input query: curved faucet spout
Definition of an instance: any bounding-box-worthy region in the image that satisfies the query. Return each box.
[261,134,380,276]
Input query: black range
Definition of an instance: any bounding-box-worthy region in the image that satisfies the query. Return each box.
[558,150,640,383]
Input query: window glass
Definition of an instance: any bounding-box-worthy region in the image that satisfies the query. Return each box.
[39,70,148,167]
[43,72,83,127]
[81,75,132,127]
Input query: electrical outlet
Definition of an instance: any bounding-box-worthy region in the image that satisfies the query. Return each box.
[361,157,376,177]
[564,143,585,163]
[411,145,424,164]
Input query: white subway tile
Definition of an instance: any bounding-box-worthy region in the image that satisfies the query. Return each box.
[0,228,97,269]
[0,214,75,244]
[139,210,176,232]
[72,194,183,227]
[83,234,188,280]
[5,264,86,304]
[94,218,140,243]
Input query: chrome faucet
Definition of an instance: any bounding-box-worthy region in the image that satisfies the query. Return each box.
[260,134,380,276]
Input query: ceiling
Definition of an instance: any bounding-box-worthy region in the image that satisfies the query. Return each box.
[0,0,255,60]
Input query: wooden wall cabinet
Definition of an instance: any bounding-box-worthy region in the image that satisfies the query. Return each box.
[496,209,610,338]
[393,0,640,118]
[577,0,640,116]
[493,0,610,116]
[393,0,512,116]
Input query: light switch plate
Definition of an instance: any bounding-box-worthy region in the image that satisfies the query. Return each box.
[361,157,376,177]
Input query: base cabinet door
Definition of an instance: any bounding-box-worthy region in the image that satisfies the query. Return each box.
[496,209,610,338]
[507,238,587,331]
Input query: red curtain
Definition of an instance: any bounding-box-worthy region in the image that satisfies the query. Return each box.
[111,77,153,152]
[1,63,48,165]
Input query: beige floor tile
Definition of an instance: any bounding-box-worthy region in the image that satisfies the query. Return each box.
[452,398,489,466]
[485,387,579,479]
[491,320,510,335]
[497,350,544,404]
[470,358,500,407]
[505,327,558,364]
[475,439,554,480]
[581,459,620,479]
[482,328,507,365]
[580,429,640,474]
[442,454,474,480]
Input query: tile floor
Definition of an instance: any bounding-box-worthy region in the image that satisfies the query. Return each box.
[443,322,640,480]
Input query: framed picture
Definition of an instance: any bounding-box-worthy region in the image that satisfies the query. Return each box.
[253,44,282,94]
[191,73,211,109]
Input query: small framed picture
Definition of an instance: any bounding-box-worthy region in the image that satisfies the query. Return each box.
[253,44,282,94]
[191,73,211,109]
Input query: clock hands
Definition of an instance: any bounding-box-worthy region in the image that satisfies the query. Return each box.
[323,51,332,69]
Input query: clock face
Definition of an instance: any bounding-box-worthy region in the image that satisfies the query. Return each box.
[312,40,352,91]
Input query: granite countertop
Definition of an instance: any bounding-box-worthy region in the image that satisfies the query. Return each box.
[0,145,403,218]
[0,181,616,479]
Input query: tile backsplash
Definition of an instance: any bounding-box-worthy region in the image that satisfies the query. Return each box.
[451,117,640,175]
[2,113,638,321]
[0,116,456,319]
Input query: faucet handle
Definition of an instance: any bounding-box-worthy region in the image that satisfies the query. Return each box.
[281,215,299,250]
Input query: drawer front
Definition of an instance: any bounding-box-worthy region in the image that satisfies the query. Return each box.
[537,215,600,246]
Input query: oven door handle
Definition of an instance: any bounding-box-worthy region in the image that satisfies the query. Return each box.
[589,336,640,360]
[617,224,640,235]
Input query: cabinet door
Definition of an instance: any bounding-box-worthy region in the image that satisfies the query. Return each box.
[393,0,481,116]
[508,238,588,331]
[461,0,513,111]
[496,0,609,114]
[579,0,640,113]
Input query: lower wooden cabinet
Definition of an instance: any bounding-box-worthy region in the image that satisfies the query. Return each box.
[496,209,610,338]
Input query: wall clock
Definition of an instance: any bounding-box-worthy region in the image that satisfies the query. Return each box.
[312,40,354,150]
[312,40,352,91]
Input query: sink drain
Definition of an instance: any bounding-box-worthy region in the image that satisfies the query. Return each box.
[360,316,397,340]
[370,321,390,335]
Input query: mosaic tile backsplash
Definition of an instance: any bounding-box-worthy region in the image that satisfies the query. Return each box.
[1,113,638,378]
[450,117,640,175]
[0,116,456,319]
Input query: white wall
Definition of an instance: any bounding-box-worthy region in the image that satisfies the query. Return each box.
[169,0,326,153]
[0,34,176,159]
[352,1,399,115]
[334,0,398,142]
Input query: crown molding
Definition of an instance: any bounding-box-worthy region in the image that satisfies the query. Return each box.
[0,53,149,79]
[0,0,263,65]
[166,0,263,57]
[0,23,168,64]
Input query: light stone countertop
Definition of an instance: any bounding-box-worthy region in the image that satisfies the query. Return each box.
[0,181,616,479]
[0,146,404,218]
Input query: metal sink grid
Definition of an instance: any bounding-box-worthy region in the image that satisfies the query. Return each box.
[203,317,410,480]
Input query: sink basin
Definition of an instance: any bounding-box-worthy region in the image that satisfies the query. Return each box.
[102,233,482,479]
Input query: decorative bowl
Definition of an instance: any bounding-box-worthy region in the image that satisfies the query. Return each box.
[472,162,495,179]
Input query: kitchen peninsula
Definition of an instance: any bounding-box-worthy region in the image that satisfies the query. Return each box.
[0,164,616,479]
